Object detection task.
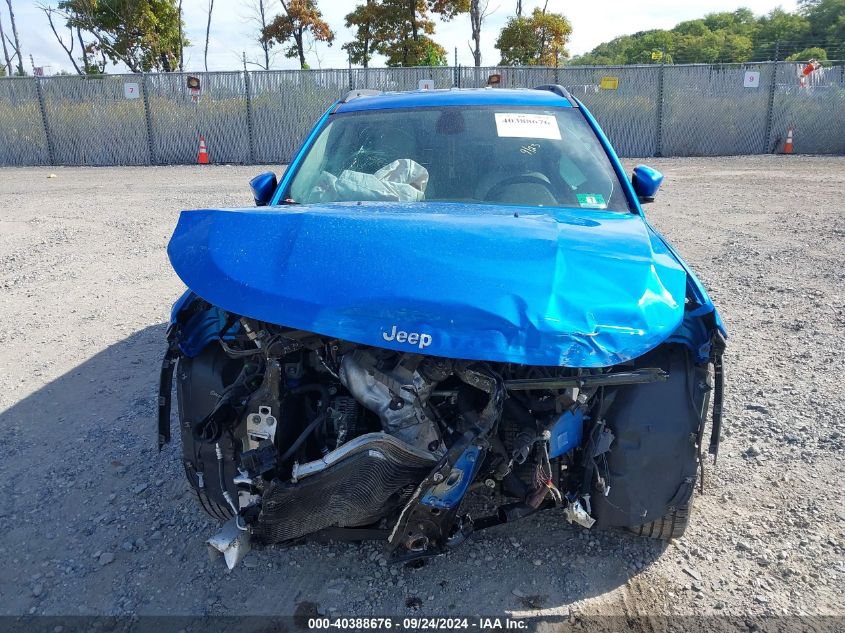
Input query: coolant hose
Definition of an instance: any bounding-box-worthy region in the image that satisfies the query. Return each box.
[215,442,239,516]
[278,414,327,464]
[285,384,330,452]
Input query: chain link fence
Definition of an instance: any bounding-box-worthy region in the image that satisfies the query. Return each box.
[1,61,842,166]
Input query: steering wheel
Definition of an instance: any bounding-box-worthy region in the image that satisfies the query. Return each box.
[484,174,558,203]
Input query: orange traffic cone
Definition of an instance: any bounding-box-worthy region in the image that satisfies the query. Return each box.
[801,59,820,78]
[783,126,794,154]
[197,135,209,164]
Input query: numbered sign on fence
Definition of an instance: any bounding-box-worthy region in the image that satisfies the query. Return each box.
[743,71,760,88]
[418,79,434,91]
[124,82,140,99]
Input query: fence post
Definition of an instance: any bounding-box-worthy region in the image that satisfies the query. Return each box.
[764,43,780,154]
[34,76,55,166]
[764,63,779,154]
[243,57,256,164]
[654,60,666,157]
[140,73,157,165]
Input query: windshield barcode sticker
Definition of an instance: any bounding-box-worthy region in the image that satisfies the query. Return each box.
[576,193,607,209]
[495,113,562,140]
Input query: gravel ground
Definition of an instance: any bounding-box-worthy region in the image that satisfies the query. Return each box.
[0,157,843,620]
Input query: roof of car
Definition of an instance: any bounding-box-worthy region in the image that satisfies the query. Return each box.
[335,88,575,113]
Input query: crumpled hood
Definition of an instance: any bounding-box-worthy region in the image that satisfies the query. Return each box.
[168,201,688,367]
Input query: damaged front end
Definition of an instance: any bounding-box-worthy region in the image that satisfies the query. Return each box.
[156,89,728,566]
[159,290,724,568]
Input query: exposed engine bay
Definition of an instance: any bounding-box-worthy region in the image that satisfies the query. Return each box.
[159,298,722,568]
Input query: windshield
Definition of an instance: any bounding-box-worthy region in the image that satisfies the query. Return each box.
[287,105,630,212]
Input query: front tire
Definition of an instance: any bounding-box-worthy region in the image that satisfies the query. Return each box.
[627,495,692,540]
[184,461,234,521]
[176,345,242,522]
[592,344,710,535]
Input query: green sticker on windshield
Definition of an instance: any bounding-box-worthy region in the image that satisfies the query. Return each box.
[576,193,607,209]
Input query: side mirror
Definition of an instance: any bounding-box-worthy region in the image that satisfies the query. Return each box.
[631,165,663,204]
[249,172,278,206]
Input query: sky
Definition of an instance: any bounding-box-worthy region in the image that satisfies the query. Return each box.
[8,0,800,75]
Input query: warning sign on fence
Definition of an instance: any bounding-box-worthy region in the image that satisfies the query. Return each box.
[599,76,619,90]
[187,76,201,102]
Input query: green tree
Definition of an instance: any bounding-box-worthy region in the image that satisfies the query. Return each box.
[569,34,634,65]
[495,4,572,66]
[623,30,674,64]
[571,29,673,65]
[421,41,447,65]
[570,5,832,65]
[343,0,378,67]
[753,8,810,59]
[372,0,438,66]
[721,32,754,61]
[428,0,469,20]
[359,0,461,67]
[674,19,709,37]
[263,0,334,70]
[703,8,758,38]
[785,45,828,60]
[54,0,183,72]
[799,0,845,54]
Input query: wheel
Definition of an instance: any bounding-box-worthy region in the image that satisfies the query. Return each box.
[592,344,710,534]
[184,461,234,521]
[627,495,692,540]
[175,345,243,522]
[628,353,712,542]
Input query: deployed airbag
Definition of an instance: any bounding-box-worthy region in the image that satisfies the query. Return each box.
[309,159,429,203]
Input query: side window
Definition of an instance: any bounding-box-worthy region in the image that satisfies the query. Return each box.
[289,122,333,203]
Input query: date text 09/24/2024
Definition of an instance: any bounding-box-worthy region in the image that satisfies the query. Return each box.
[308,617,528,630]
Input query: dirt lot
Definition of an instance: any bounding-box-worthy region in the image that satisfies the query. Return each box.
[0,157,843,621]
